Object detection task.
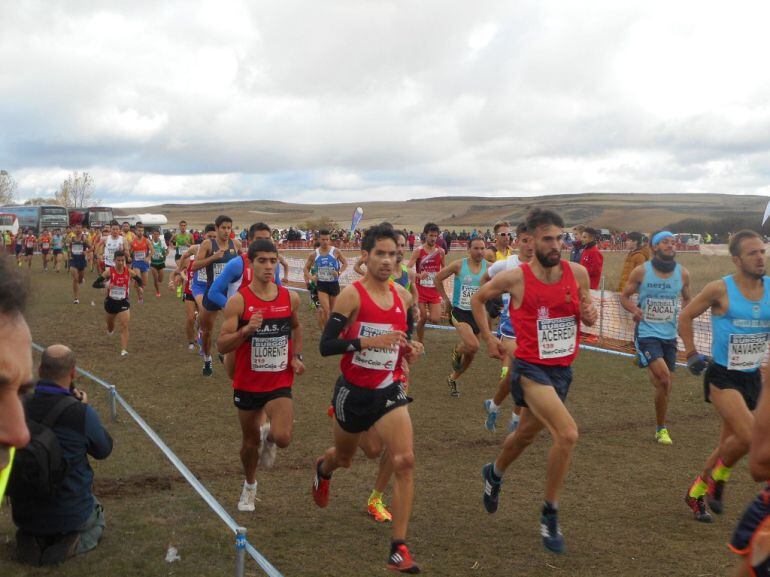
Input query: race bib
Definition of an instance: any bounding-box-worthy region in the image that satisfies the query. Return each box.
[213,262,226,279]
[537,316,577,359]
[458,284,479,310]
[176,246,185,256]
[421,272,436,288]
[109,286,127,300]
[134,251,146,260]
[644,298,677,323]
[196,269,208,283]
[251,335,289,372]
[317,266,336,282]
[71,243,84,256]
[42,242,50,249]
[728,333,770,371]
[352,323,400,371]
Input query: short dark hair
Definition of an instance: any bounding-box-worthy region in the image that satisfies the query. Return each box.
[423,222,440,235]
[179,220,187,225]
[110,220,120,227]
[515,222,529,236]
[249,222,271,240]
[114,250,126,260]
[584,227,599,239]
[135,222,143,228]
[39,347,76,381]
[0,256,29,316]
[362,223,398,252]
[468,237,486,248]
[319,229,331,236]
[215,215,232,228]
[247,239,277,260]
[525,209,564,233]
[493,221,511,233]
[729,230,763,257]
[204,223,216,233]
[627,231,643,243]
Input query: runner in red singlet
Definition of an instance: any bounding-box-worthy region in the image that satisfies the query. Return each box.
[312,223,424,574]
[92,250,144,356]
[406,222,445,343]
[170,244,202,351]
[217,239,304,512]
[471,208,598,555]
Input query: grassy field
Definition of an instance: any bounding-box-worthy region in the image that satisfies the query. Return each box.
[0,253,761,577]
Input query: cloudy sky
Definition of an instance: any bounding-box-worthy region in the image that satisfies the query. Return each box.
[3,1,770,206]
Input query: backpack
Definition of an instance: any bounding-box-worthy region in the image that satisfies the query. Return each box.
[7,396,79,500]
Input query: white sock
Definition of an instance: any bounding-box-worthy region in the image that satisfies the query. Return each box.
[204,354,212,362]
[511,412,520,422]
[488,400,499,412]
[244,480,257,490]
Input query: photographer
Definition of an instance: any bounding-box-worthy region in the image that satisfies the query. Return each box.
[11,345,113,566]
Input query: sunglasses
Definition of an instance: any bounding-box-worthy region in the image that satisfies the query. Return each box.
[497,232,511,236]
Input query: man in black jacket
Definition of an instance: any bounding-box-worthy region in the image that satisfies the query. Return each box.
[11,345,113,566]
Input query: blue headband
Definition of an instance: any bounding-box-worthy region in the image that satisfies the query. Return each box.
[652,231,674,246]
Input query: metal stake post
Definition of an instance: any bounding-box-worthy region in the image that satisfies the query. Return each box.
[109,386,117,422]
[235,527,247,577]
[599,275,605,344]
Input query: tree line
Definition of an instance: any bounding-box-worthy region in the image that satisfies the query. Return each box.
[0,170,99,207]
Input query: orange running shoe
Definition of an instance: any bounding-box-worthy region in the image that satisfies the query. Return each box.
[387,543,420,573]
[367,497,392,523]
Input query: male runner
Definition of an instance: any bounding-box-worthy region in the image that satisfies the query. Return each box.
[621,230,691,445]
[102,222,129,272]
[193,215,241,376]
[312,223,423,573]
[480,222,534,432]
[149,229,167,297]
[680,229,770,523]
[171,220,194,262]
[217,239,304,512]
[354,231,418,303]
[39,229,52,272]
[67,224,92,304]
[484,220,513,263]
[171,240,204,350]
[304,229,348,328]
[472,208,597,553]
[129,223,152,303]
[435,237,488,397]
[121,221,135,245]
[92,250,144,356]
[51,229,64,273]
[23,230,36,270]
[14,232,24,267]
[406,222,446,343]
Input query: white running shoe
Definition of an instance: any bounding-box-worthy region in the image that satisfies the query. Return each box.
[73,298,79,305]
[258,424,277,469]
[188,342,196,351]
[120,350,129,357]
[237,481,257,512]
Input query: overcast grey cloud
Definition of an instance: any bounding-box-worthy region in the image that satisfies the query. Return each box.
[2,0,770,205]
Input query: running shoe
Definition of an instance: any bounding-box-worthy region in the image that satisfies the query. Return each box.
[387,543,420,574]
[138,297,144,304]
[540,512,564,553]
[258,424,277,469]
[188,342,195,351]
[202,360,213,376]
[237,481,257,512]
[447,376,459,398]
[120,350,129,357]
[176,285,183,298]
[73,299,79,305]
[368,497,392,523]
[655,427,673,445]
[684,493,713,523]
[482,462,502,513]
[155,291,161,298]
[706,476,725,515]
[312,458,330,508]
[508,414,520,434]
[483,399,498,432]
[451,348,462,372]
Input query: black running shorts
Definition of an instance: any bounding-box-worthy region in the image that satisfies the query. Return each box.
[104,298,130,315]
[451,307,480,335]
[331,376,411,433]
[233,387,292,411]
[316,281,340,297]
[510,358,573,409]
[704,362,761,411]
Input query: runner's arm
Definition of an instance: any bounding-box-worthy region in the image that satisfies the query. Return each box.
[278,254,289,282]
[207,257,244,309]
[678,280,724,356]
[289,291,304,374]
[353,258,366,276]
[619,265,644,320]
[471,269,520,341]
[434,260,460,306]
[680,267,692,308]
[191,240,212,271]
[216,294,248,355]
[336,251,348,275]
[303,253,315,284]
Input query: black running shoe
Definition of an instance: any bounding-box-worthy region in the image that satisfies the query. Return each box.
[684,493,713,523]
[482,463,502,513]
[202,360,213,376]
[447,376,460,398]
[540,512,564,554]
[706,476,725,514]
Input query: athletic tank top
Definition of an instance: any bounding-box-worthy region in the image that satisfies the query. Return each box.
[104,236,123,266]
[131,237,149,261]
[340,281,407,389]
[637,261,682,340]
[206,238,238,286]
[184,255,195,296]
[495,248,511,262]
[511,261,580,366]
[175,233,193,257]
[232,285,294,393]
[315,247,340,283]
[712,275,770,372]
[25,235,36,249]
[390,264,411,291]
[108,267,130,301]
[151,240,166,265]
[70,235,87,260]
[40,235,51,250]
[52,235,63,249]
[490,254,522,334]
[452,258,488,310]
[415,247,443,289]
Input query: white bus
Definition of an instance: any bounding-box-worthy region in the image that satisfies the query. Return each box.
[0,205,69,234]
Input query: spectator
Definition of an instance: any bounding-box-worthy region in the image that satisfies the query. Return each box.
[0,256,33,504]
[617,232,650,292]
[11,345,113,565]
[570,225,585,263]
[580,227,603,290]
[407,231,415,251]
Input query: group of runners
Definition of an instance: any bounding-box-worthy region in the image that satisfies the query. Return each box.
[18,209,770,575]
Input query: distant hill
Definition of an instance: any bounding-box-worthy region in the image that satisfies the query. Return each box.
[122,193,768,233]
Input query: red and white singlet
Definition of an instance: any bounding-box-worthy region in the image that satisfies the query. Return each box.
[415,246,444,304]
[108,267,131,301]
